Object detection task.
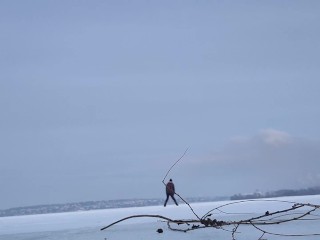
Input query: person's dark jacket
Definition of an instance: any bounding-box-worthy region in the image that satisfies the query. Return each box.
[166,181,175,195]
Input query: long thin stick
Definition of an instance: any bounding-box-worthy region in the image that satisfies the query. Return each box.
[161,148,201,220]
[162,148,189,184]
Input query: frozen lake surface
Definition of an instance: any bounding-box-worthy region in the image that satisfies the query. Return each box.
[1,195,320,240]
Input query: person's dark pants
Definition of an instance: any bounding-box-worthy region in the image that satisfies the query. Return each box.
[164,193,178,206]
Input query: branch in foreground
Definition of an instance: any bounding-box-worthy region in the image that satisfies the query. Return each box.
[100,214,198,231]
[101,200,320,239]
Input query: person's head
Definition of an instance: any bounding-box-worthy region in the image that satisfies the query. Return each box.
[169,179,172,182]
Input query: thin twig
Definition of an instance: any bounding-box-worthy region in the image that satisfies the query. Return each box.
[162,147,189,184]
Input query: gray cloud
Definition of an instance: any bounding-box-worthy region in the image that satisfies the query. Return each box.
[182,130,320,197]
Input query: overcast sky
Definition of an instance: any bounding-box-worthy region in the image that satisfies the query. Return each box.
[1,1,320,209]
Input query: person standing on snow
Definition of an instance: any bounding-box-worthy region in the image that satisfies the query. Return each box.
[164,179,178,207]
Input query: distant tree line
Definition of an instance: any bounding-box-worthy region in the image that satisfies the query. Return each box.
[230,186,320,200]
[0,196,225,217]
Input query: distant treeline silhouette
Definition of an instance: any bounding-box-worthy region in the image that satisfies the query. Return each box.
[230,186,320,200]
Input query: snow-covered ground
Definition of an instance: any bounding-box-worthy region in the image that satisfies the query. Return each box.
[0,195,319,240]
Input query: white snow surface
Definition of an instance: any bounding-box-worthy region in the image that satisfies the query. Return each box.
[0,195,320,240]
